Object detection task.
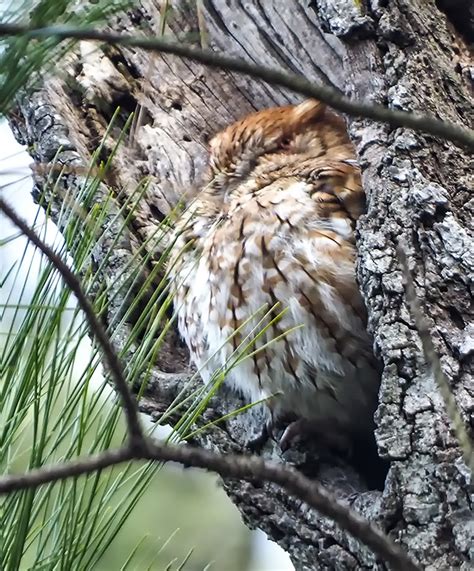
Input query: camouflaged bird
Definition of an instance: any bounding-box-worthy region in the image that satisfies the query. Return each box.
[169,100,381,452]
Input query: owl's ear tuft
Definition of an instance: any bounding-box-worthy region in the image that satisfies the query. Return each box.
[292,99,326,123]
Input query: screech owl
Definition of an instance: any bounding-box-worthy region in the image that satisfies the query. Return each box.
[169,100,381,462]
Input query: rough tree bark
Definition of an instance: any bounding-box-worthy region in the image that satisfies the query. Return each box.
[9,1,473,569]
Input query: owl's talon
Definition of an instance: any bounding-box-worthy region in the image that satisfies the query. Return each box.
[266,418,279,442]
[279,418,352,455]
[279,418,312,452]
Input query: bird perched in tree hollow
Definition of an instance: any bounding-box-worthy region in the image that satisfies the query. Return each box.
[169,100,382,470]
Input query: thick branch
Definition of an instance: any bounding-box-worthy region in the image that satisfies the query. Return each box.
[0,186,420,571]
[398,245,474,476]
[0,23,473,150]
[0,439,420,571]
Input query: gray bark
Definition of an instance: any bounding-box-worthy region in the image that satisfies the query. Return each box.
[10,0,473,569]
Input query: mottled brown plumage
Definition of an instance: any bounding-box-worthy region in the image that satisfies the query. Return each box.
[169,100,380,452]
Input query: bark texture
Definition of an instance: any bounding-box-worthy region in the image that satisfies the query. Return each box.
[9,0,473,569]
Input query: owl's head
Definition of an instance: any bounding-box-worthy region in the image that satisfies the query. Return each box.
[207,100,350,190]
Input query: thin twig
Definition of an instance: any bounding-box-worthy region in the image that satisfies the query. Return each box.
[398,245,474,476]
[0,448,134,492]
[0,23,473,150]
[0,197,145,445]
[0,198,422,570]
[0,441,422,571]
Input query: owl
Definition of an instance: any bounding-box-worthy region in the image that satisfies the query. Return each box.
[169,100,381,455]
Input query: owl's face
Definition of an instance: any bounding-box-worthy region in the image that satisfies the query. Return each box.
[206,100,353,198]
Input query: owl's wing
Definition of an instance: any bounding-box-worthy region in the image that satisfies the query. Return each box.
[294,157,365,226]
[247,157,365,242]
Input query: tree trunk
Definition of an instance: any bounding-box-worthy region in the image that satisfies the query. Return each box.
[10,1,473,569]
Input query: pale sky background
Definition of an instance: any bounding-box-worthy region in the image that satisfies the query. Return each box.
[0,4,295,565]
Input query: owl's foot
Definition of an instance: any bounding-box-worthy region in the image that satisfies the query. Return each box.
[246,416,350,458]
[279,418,351,455]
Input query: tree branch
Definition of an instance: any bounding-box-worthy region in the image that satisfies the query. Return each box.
[0,196,422,571]
[0,23,473,150]
[0,440,421,571]
[0,196,145,446]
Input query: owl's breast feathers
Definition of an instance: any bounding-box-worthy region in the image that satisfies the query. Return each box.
[169,100,380,435]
